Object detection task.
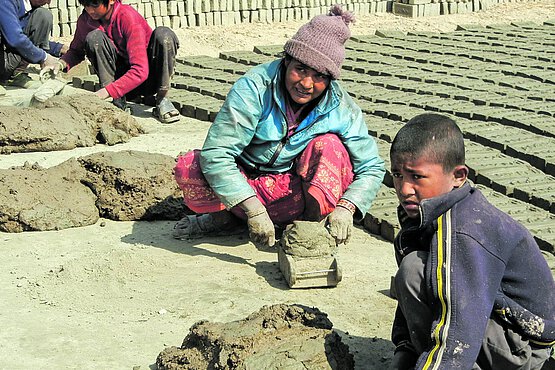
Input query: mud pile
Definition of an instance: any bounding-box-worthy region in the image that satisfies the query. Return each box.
[80,150,186,221]
[0,159,98,232]
[0,150,187,232]
[157,304,354,370]
[0,94,144,154]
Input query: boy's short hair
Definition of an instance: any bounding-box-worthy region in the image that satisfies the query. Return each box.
[78,0,110,7]
[390,113,465,172]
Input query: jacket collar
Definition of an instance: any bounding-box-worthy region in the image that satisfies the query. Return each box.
[398,181,474,229]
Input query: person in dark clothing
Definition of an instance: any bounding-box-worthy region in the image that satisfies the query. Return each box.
[0,0,64,82]
[389,113,555,369]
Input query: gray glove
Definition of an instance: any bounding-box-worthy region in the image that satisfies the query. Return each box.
[327,204,354,245]
[245,206,275,247]
[239,196,275,248]
[39,58,65,81]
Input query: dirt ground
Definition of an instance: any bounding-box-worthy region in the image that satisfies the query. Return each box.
[1,1,554,369]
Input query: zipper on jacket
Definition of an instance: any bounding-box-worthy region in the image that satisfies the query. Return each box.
[266,135,287,167]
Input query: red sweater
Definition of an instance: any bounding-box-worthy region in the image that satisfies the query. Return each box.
[62,0,152,99]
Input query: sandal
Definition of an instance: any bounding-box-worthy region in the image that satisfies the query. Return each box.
[172,213,247,240]
[153,97,180,124]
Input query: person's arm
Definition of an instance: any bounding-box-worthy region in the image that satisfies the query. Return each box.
[59,11,90,70]
[200,75,277,247]
[48,41,67,57]
[103,11,150,99]
[199,77,264,209]
[413,231,505,369]
[336,92,385,219]
[0,2,47,63]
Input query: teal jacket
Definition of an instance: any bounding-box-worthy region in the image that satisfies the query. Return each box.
[200,59,385,217]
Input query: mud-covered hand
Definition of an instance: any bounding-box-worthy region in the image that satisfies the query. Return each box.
[39,57,65,81]
[327,200,355,245]
[241,197,275,247]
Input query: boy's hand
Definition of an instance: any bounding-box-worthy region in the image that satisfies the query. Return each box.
[391,350,418,370]
[95,88,111,100]
[40,54,59,71]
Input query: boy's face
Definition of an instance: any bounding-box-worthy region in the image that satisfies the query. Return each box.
[84,0,115,22]
[391,153,468,219]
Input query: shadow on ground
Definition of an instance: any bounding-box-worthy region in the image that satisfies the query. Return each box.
[120,220,289,289]
[335,329,394,369]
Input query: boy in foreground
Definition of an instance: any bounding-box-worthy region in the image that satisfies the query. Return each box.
[389,113,555,369]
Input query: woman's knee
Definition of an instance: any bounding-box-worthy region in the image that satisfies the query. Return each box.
[174,150,201,183]
[310,133,342,149]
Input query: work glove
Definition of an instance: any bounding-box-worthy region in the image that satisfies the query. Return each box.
[39,57,65,81]
[245,205,275,248]
[327,200,355,245]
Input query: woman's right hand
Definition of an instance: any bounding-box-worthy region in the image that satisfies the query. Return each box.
[240,197,275,248]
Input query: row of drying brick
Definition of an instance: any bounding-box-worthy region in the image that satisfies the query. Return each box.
[407,27,555,55]
[391,0,481,18]
[350,37,555,68]
[46,0,537,37]
[341,65,555,119]
[362,184,555,254]
[170,52,555,178]
[361,112,555,214]
[47,0,392,36]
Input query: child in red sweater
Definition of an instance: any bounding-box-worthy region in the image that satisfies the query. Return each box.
[45,0,180,123]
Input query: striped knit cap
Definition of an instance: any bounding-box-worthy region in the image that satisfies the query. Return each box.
[284,5,354,79]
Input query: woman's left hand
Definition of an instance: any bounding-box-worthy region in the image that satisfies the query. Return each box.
[327,206,354,245]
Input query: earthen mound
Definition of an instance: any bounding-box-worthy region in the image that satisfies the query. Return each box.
[157,304,354,370]
[0,159,98,232]
[79,150,188,221]
[0,94,144,154]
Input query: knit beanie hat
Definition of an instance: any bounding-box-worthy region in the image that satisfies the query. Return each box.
[284,5,354,80]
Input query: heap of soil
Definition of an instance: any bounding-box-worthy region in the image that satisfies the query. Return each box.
[79,150,187,221]
[157,304,354,370]
[0,159,98,232]
[0,94,144,154]
[0,151,188,232]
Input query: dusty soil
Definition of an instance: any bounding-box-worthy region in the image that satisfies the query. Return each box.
[1,1,553,369]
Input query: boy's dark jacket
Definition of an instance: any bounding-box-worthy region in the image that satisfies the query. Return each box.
[392,181,555,369]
